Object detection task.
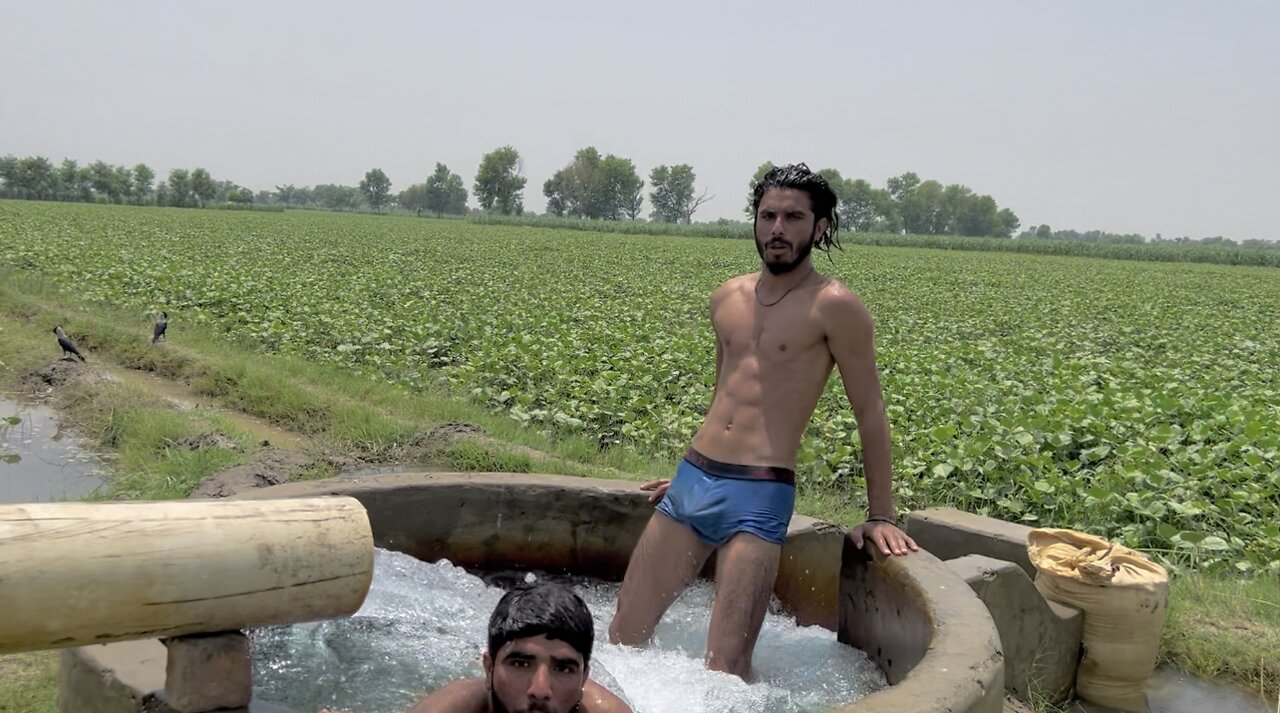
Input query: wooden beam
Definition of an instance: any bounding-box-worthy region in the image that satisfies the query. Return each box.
[0,497,373,654]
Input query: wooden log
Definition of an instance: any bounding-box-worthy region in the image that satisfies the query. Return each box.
[0,496,373,654]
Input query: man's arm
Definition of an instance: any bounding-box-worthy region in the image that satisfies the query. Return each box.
[821,286,918,557]
[711,287,726,394]
[405,678,485,713]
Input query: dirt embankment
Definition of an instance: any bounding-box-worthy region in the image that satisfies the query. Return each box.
[16,354,575,500]
[18,357,330,499]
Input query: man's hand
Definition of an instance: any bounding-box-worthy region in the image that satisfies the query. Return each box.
[849,520,919,557]
[640,478,670,503]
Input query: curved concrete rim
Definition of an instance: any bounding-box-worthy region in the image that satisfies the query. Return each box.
[242,472,1004,713]
[60,472,1002,713]
[833,544,1004,712]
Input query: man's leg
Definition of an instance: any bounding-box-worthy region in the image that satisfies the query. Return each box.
[706,532,781,680]
[609,511,714,646]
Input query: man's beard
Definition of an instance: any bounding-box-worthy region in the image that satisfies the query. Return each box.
[490,690,578,713]
[757,233,815,275]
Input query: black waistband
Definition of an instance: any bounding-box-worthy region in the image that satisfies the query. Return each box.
[683,447,796,486]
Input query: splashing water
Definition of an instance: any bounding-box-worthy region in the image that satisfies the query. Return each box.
[251,548,886,712]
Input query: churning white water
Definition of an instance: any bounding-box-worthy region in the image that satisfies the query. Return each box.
[251,548,886,712]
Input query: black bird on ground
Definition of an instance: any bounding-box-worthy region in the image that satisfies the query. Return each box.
[153,311,168,344]
[53,326,86,362]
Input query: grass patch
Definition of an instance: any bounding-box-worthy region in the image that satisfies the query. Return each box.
[0,651,59,712]
[1162,572,1280,703]
[291,460,340,482]
[44,377,252,501]
[443,440,533,473]
[0,271,670,479]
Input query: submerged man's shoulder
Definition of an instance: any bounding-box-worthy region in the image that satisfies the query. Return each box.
[583,679,635,713]
[405,678,486,713]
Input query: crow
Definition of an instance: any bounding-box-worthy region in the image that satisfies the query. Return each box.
[153,311,168,344]
[53,326,86,362]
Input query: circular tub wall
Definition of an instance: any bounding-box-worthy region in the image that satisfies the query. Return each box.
[58,472,1003,713]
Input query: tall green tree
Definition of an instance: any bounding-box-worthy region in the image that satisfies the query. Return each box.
[543,148,643,220]
[423,163,468,217]
[543,176,567,217]
[167,168,192,207]
[274,184,311,207]
[88,160,122,203]
[996,208,1020,238]
[649,164,710,224]
[190,167,216,207]
[956,192,999,237]
[744,161,776,216]
[132,164,155,205]
[544,148,589,218]
[596,155,643,221]
[359,168,392,212]
[397,184,428,216]
[905,179,947,234]
[214,179,248,203]
[624,178,645,220]
[841,178,897,233]
[18,156,57,199]
[543,147,601,218]
[0,155,17,195]
[940,184,974,234]
[115,165,135,205]
[474,146,526,215]
[57,159,86,201]
[885,171,921,204]
[315,184,364,211]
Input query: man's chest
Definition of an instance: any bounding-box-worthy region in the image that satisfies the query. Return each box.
[714,299,827,361]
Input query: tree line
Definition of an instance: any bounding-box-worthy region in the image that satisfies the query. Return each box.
[3,150,1272,247]
[742,164,1021,239]
[0,156,261,207]
[1018,224,1278,250]
[0,146,717,225]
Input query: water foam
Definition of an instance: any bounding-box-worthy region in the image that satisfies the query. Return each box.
[251,548,885,712]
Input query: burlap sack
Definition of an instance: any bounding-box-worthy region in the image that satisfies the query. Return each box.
[1027,528,1169,712]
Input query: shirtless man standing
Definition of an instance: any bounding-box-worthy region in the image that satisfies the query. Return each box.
[607,163,918,681]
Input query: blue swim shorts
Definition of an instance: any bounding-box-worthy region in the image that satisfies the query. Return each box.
[655,448,796,546]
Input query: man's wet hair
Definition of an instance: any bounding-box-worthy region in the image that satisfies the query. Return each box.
[750,163,842,254]
[487,582,594,667]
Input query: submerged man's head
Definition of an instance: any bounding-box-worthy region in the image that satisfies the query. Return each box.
[750,164,841,274]
[483,582,594,713]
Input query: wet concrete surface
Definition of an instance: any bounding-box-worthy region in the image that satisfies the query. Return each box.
[1143,667,1274,713]
[0,394,106,504]
[1052,666,1277,713]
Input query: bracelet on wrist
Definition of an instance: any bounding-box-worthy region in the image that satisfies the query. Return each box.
[866,515,897,525]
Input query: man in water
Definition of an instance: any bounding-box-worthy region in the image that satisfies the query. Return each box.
[409,581,632,713]
[607,163,918,681]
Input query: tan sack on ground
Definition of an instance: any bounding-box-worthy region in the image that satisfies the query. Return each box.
[1027,528,1169,712]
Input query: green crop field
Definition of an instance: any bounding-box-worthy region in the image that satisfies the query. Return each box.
[2,200,1277,572]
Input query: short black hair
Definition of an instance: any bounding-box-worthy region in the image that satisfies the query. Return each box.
[751,163,842,254]
[487,582,594,667]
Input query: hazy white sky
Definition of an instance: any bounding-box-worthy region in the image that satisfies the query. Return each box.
[2,1,1276,239]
